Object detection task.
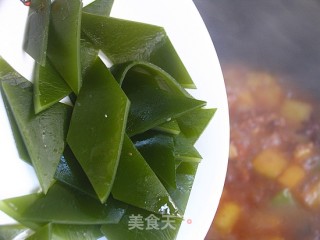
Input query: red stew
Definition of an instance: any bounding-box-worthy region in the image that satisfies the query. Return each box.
[206,65,320,240]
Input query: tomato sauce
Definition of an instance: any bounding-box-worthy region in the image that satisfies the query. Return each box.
[206,65,320,240]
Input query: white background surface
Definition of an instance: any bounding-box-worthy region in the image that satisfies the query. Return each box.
[0,0,229,239]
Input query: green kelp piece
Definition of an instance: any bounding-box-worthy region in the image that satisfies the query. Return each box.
[13,183,126,225]
[57,136,180,216]
[153,119,181,135]
[33,59,72,114]
[177,108,216,144]
[0,56,21,80]
[116,63,205,136]
[0,194,44,230]
[124,85,205,136]
[2,78,71,193]
[101,205,182,240]
[33,37,98,114]
[168,162,199,213]
[0,87,30,163]
[26,223,51,240]
[82,13,195,88]
[52,224,103,240]
[55,146,97,198]
[0,59,30,162]
[83,0,114,16]
[67,58,130,203]
[0,224,30,240]
[112,135,180,216]
[24,0,51,66]
[133,132,176,189]
[111,61,191,97]
[47,0,82,94]
[174,134,202,163]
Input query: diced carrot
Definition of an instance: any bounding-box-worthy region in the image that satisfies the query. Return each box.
[246,72,283,110]
[278,165,305,188]
[253,148,287,179]
[280,99,312,126]
[214,201,241,234]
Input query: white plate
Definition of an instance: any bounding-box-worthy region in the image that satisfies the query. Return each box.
[0,0,229,239]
